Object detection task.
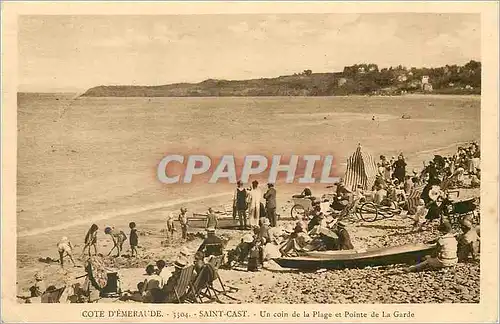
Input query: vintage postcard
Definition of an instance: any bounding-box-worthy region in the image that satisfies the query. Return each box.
[1,1,499,323]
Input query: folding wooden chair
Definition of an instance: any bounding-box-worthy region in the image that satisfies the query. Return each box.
[41,286,66,303]
[185,264,217,303]
[164,266,194,303]
[207,255,226,293]
[206,255,239,301]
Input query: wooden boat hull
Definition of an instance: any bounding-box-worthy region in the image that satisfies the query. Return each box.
[273,243,437,269]
[187,217,240,229]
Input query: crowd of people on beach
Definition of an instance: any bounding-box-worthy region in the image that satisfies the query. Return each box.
[24,141,481,303]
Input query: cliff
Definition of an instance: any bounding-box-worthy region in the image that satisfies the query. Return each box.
[81,61,481,97]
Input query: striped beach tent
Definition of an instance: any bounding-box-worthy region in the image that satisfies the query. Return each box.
[343,144,378,192]
[406,184,426,214]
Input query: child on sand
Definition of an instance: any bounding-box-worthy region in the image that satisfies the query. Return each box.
[412,199,429,231]
[141,264,163,303]
[156,259,172,285]
[57,236,76,268]
[165,212,175,239]
[104,226,127,257]
[457,218,480,262]
[30,273,46,297]
[205,207,218,229]
[405,222,458,272]
[129,222,138,257]
[82,224,99,257]
[178,207,188,240]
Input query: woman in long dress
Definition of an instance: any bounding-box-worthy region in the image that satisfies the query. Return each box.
[247,180,262,227]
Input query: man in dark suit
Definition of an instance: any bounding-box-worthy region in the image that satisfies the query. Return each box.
[197,228,224,257]
[263,183,277,227]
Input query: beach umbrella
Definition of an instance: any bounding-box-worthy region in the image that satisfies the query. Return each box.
[343,144,378,192]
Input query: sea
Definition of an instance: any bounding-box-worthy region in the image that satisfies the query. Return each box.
[16,93,480,235]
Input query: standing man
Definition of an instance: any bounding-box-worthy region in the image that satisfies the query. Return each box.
[263,183,277,227]
[247,180,262,228]
[233,180,248,230]
[178,207,188,241]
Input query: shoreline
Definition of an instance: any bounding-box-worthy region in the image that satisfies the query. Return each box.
[18,92,481,99]
[17,139,476,237]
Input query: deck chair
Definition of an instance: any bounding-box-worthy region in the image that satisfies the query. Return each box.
[185,264,217,303]
[207,255,226,293]
[206,255,239,301]
[41,286,66,303]
[164,266,194,303]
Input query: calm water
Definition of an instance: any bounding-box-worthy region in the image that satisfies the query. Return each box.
[17,93,480,233]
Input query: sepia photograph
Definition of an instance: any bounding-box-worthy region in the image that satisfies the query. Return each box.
[2,1,499,323]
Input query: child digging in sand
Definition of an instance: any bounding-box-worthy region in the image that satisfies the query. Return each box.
[129,222,139,257]
[57,236,76,268]
[81,224,99,257]
[104,226,127,257]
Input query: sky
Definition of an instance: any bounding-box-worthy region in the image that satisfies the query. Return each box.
[18,13,480,92]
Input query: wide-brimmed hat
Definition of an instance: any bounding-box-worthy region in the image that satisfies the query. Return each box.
[262,218,270,226]
[242,234,254,243]
[179,247,192,257]
[174,257,188,269]
[104,226,112,234]
[34,272,44,281]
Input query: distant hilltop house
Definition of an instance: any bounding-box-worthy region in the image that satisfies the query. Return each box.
[421,75,433,92]
[408,80,421,89]
[397,74,408,82]
[338,78,347,87]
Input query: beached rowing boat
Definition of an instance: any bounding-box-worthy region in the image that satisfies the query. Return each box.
[273,243,437,269]
[188,215,240,229]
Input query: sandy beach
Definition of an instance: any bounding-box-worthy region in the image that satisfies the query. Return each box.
[16,186,480,304]
[16,94,481,303]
